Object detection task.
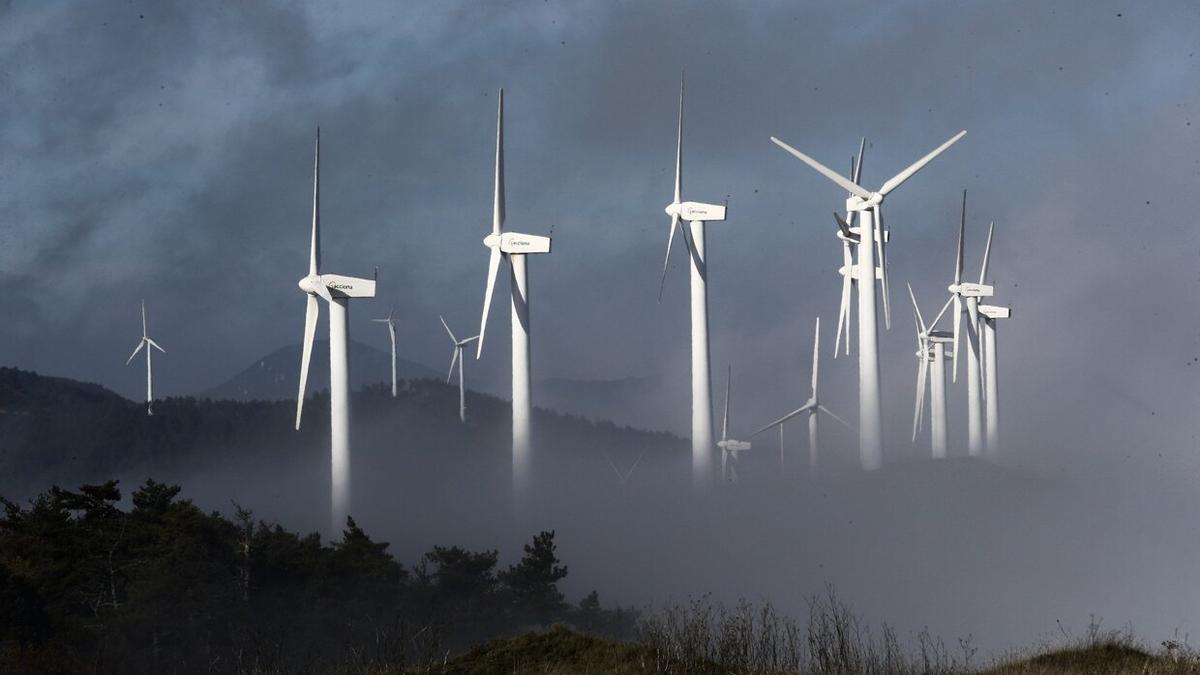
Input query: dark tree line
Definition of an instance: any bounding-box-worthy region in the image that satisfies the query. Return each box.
[0,479,637,673]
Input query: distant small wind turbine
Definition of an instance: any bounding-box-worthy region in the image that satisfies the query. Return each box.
[371,309,398,397]
[907,283,955,458]
[125,300,166,416]
[946,191,992,456]
[605,451,645,486]
[771,129,965,469]
[440,315,479,423]
[751,318,853,475]
[716,366,752,484]
[294,128,377,536]
[659,73,731,490]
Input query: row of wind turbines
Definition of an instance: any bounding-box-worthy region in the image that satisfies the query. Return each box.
[122,79,1013,534]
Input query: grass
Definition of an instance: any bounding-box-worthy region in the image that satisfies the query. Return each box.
[386,593,1200,675]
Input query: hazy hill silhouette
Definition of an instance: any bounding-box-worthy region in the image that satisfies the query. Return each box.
[198,340,439,401]
[0,366,683,511]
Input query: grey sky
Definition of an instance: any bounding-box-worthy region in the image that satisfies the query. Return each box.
[1,0,1198,466]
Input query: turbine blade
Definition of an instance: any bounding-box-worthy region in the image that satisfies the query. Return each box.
[658,213,680,301]
[907,282,927,334]
[810,317,820,397]
[440,314,457,342]
[979,220,995,284]
[769,137,871,199]
[721,365,731,442]
[836,243,852,357]
[295,295,319,430]
[952,295,962,383]
[312,279,333,304]
[817,404,856,432]
[476,247,503,358]
[447,347,459,384]
[955,189,966,284]
[752,401,815,437]
[126,340,145,365]
[493,89,505,236]
[914,354,929,441]
[874,205,891,330]
[147,339,166,354]
[605,455,624,483]
[878,130,967,196]
[625,451,645,481]
[853,137,866,183]
[675,73,683,205]
[311,128,321,276]
[833,211,856,240]
[929,295,955,331]
[141,300,147,338]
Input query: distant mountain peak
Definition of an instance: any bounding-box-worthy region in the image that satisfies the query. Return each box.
[199,340,438,401]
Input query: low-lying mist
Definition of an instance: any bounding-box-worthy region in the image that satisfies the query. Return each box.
[5,372,1196,661]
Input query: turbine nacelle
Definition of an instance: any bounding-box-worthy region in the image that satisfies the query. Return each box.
[717,439,752,452]
[948,281,994,298]
[838,264,884,281]
[665,200,727,222]
[978,304,1011,320]
[846,193,884,212]
[484,231,552,254]
[298,274,376,299]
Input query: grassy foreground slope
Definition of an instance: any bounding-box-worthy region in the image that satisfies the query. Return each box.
[397,626,1197,675]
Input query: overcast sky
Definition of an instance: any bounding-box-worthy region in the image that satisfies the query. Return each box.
[2,0,1198,468]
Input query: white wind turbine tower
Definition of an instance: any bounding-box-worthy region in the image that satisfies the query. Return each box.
[975,221,1011,455]
[907,284,955,458]
[294,129,377,536]
[659,75,729,489]
[440,315,479,424]
[946,191,992,456]
[771,130,966,469]
[716,366,752,484]
[125,300,166,416]
[751,318,853,474]
[475,89,552,505]
[371,309,398,397]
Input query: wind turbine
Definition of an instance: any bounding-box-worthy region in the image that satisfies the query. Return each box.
[716,366,752,484]
[771,130,966,469]
[371,309,398,397]
[605,451,645,487]
[907,284,954,458]
[294,128,377,537]
[125,300,166,416]
[475,89,552,505]
[659,74,729,489]
[751,318,853,474]
[975,221,1011,455]
[832,141,892,357]
[946,191,992,456]
[440,315,479,423]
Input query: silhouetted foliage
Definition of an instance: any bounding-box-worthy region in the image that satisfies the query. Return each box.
[0,479,637,673]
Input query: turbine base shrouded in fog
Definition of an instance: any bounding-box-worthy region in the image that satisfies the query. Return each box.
[293,129,376,538]
[440,315,479,424]
[474,89,552,519]
[771,129,965,470]
[658,74,731,491]
[751,318,853,476]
